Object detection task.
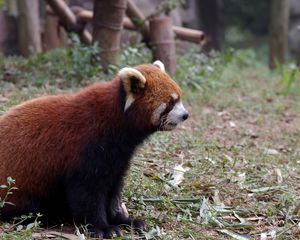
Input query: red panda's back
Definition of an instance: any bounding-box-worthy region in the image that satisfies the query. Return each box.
[0,96,84,199]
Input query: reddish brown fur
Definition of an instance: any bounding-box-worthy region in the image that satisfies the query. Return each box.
[0,79,122,210]
[0,64,183,236]
[132,65,181,127]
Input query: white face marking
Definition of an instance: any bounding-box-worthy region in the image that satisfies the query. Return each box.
[151,103,167,124]
[162,101,188,130]
[168,102,187,121]
[171,92,178,101]
[124,94,134,111]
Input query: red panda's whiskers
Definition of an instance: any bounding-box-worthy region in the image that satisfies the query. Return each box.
[160,115,168,129]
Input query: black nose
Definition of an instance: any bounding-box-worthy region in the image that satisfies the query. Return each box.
[182,112,189,120]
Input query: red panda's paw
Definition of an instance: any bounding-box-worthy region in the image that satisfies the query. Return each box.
[130,218,146,232]
[122,218,146,233]
[103,226,123,238]
[90,226,122,239]
[113,217,146,232]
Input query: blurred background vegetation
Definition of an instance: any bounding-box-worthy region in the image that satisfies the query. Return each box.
[0,1,300,239]
[224,0,271,36]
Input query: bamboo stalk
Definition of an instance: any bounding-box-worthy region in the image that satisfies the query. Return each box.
[173,26,205,44]
[126,0,147,24]
[70,6,92,22]
[150,17,176,75]
[43,6,61,50]
[269,0,290,69]
[92,0,127,70]
[0,10,18,55]
[126,0,150,41]
[45,0,91,44]
[17,0,42,56]
[72,7,205,45]
[125,0,205,45]
[123,17,136,30]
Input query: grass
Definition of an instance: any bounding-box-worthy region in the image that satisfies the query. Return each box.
[0,43,300,239]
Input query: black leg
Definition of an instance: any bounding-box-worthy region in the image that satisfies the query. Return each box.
[65,176,123,238]
[107,181,146,232]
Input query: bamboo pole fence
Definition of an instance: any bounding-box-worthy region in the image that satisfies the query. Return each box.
[0,0,206,73]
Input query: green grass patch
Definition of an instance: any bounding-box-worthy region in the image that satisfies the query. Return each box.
[0,43,300,239]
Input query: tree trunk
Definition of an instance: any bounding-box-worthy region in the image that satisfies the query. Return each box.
[150,17,176,75]
[0,11,18,55]
[43,8,61,51]
[17,0,42,56]
[197,0,224,51]
[269,0,290,69]
[92,0,127,70]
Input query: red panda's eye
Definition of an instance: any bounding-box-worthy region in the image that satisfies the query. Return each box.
[169,93,179,106]
[169,97,176,106]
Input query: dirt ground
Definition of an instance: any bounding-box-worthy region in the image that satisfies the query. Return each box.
[0,61,299,239]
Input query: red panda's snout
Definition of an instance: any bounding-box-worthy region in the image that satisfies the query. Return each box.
[146,64,189,131]
[160,101,189,131]
[151,100,189,131]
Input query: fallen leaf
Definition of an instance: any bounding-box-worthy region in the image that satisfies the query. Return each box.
[275,168,283,183]
[32,231,82,240]
[245,129,258,138]
[246,216,265,221]
[212,189,224,206]
[249,185,288,193]
[166,164,190,189]
[218,229,249,240]
[293,202,300,215]
[232,172,246,189]
[263,148,279,155]
[260,230,276,240]
[223,154,233,163]
[229,121,236,128]
[144,226,161,239]
[199,197,224,228]
[233,211,246,224]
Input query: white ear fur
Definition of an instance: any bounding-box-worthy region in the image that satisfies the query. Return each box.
[153,60,165,72]
[124,94,134,112]
[119,67,146,111]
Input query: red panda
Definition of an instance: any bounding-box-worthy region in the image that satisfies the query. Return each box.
[0,61,188,238]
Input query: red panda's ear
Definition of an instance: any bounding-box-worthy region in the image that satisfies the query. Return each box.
[119,67,146,111]
[153,60,165,72]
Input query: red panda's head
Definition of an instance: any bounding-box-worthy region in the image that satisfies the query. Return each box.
[119,61,188,132]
